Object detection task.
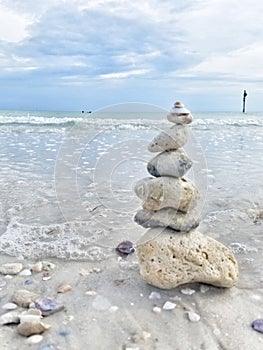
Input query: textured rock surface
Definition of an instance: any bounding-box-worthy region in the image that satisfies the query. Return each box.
[17,321,51,337]
[134,208,199,232]
[137,228,239,289]
[147,149,192,178]
[0,263,23,275]
[148,125,189,152]
[12,289,40,308]
[134,177,198,212]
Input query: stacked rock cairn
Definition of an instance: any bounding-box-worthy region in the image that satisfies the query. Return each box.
[134,102,239,289]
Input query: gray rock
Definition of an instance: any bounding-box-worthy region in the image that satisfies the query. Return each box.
[134,177,198,212]
[134,208,199,232]
[148,125,189,152]
[12,289,40,308]
[0,263,23,275]
[137,228,239,289]
[147,149,192,178]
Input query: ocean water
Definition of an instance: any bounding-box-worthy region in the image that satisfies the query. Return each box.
[0,106,262,288]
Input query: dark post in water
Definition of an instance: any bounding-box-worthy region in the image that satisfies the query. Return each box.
[242,90,247,113]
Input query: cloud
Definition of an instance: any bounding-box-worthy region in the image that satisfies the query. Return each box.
[0,4,32,42]
[99,69,150,79]
[175,43,263,84]
[0,0,262,110]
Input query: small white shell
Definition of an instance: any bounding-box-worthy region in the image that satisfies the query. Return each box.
[162,301,176,310]
[187,311,200,322]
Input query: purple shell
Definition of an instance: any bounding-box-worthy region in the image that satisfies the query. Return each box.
[115,240,135,256]
[35,297,64,316]
[251,319,263,333]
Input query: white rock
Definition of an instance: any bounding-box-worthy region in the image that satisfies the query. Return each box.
[152,306,162,314]
[134,208,199,232]
[137,228,239,289]
[148,125,189,152]
[147,149,192,178]
[170,101,190,115]
[25,335,43,344]
[0,263,23,275]
[85,290,97,296]
[181,288,196,295]
[134,177,198,212]
[2,302,18,310]
[0,311,20,325]
[167,113,193,125]
[163,301,176,310]
[19,310,42,324]
[31,261,43,273]
[19,269,32,277]
[187,311,200,322]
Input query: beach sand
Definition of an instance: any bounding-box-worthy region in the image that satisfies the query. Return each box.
[0,247,263,350]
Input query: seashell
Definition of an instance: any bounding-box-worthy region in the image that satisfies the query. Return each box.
[115,241,135,256]
[35,298,64,316]
[0,311,20,325]
[181,288,196,295]
[17,321,51,337]
[12,289,40,308]
[252,319,263,333]
[187,311,200,322]
[57,284,72,293]
[152,306,162,314]
[163,301,176,310]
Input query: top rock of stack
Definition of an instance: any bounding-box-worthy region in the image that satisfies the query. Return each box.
[167,101,192,124]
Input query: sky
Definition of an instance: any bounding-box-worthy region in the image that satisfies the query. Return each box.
[0,0,262,112]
